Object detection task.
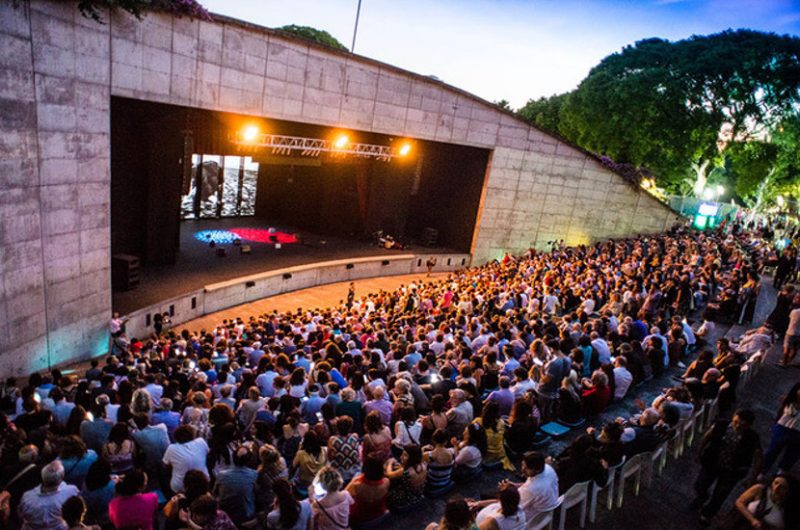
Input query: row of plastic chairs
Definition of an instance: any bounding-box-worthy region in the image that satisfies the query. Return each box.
[527,345,769,529]
[527,396,723,530]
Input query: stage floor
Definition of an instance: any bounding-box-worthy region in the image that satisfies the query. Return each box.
[112,217,458,314]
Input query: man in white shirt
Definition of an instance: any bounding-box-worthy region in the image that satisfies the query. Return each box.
[516,452,560,519]
[163,425,210,492]
[470,452,558,522]
[542,292,559,315]
[590,332,612,365]
[613,356,633,400]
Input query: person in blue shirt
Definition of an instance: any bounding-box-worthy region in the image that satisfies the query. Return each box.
[299,385,325,425]
[58,435,98,489]
[256,363,278,397]
[214,446,259,524]
[151,397,181,441]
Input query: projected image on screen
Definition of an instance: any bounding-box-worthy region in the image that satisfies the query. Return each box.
[181,155,258,219]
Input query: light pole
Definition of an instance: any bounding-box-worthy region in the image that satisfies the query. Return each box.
[351,0,363,53]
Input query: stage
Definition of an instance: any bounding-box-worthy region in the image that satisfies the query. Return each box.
[112,217,460,314]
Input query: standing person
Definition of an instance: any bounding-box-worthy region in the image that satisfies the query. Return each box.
[781,298,800,367]
[347,283,355,309]
[761,383,800,476]
[426,257,437,277]
[693,409,763,525]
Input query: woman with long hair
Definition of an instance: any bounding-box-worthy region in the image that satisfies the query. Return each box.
[80,459,115,527]
[731,473,798,530]
[293,431,327,492]
[362,410,392,463]
[266,478,313,530]
[473,402,514,471]
[103,422,135,475]
[386,444,428,511]
[453,422,486,481]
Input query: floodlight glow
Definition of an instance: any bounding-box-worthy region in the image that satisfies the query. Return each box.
[698,203,719,216]
[702,188,714,200]
[242,125,259,142]
[777,195,785,207]
[716,185,725,196]
[333,134,349,149]
[398,142,412,156]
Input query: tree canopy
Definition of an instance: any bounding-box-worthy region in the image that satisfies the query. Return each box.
[518,30,800,205]
[277,25,348,51]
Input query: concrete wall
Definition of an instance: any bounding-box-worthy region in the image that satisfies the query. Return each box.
[0,1,676,375]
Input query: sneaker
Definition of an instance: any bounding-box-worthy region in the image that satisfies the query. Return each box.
[677,361,687,369]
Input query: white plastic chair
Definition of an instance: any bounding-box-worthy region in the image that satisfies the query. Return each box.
[681,415,696,453]
[693,404,706,434]
[653,441,668,476]
[669,425,684,459]
[558,480,590,530]
[588,457,625,523]
[637,450,655,488]
[528,497,563,530]
[615,454,643,508]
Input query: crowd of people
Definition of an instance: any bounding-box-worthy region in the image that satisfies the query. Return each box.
[0,222,798,530]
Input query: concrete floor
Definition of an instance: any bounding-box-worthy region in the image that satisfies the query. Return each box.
[179,272,450,333]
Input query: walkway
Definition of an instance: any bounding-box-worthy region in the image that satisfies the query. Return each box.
[179,272,450,332]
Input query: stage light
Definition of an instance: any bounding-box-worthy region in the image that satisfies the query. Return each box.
[398,142,412,156]
[242,125,259,142]
[777,195,785,207]
[333,134,349,149]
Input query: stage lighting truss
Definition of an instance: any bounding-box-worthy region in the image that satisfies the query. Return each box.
[231,132,396,161]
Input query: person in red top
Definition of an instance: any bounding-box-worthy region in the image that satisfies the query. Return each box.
[108,469,158,530]
[345,457,389,526]
[581,370,612,416]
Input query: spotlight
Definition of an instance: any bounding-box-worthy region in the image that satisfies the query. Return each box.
[242,125,259,142]
[333,134,349,149]
[398,142,412,156]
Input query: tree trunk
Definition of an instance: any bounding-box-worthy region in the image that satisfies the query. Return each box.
[691,159,711,197]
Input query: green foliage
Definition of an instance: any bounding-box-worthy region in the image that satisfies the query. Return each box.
[517,93,572,139]
[277,25,348,51]
[75,0,211,23]
[494,99,512,111]
[517,30,800,197]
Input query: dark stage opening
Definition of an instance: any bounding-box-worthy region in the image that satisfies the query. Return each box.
[110,97,489,310]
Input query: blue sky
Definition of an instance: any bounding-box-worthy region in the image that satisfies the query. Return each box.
[202,0,800,108]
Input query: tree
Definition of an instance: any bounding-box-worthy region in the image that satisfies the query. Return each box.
[517,93,572,139]
[493,99,512,111]
[521,31,800,195]
[277,25,348,51]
